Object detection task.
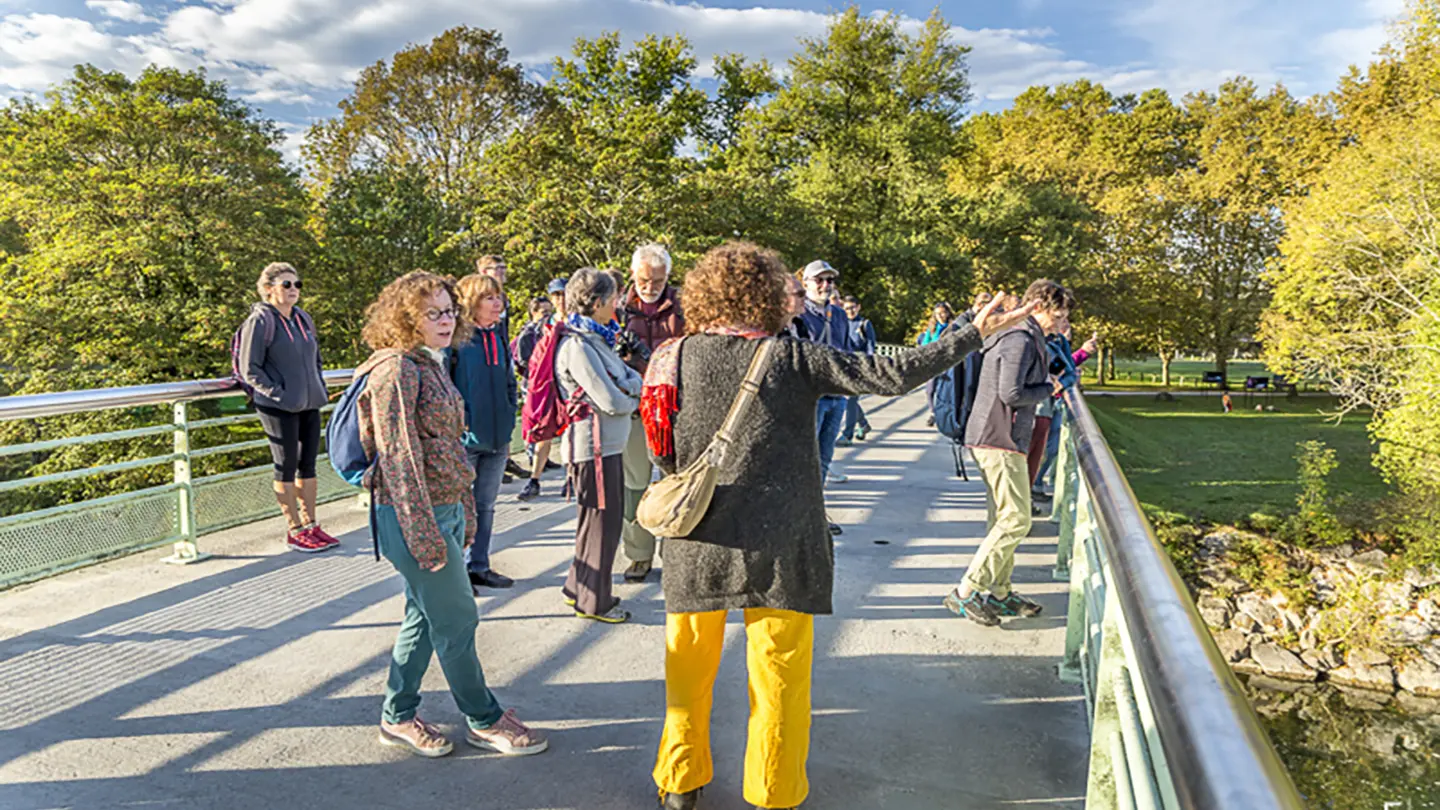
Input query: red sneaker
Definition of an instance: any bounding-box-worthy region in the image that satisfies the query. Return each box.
[286,528,327,553]
[309,525,341,549]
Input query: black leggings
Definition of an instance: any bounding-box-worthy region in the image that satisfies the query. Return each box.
[255,406,321,482]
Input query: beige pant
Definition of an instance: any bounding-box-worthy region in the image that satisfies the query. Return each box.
[622,414,658,563]
[963,446,1032,597]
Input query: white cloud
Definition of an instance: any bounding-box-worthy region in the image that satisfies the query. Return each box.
[85,1,157,24]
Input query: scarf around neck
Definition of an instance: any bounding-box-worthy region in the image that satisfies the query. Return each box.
[565,312,622,347]
[640,326,769,458]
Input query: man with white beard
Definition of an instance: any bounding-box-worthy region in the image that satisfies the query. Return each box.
[618,243,686,583]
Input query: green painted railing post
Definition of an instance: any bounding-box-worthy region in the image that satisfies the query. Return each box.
[163,401,209,565]
[1052,413,1079,579]
[1086,552,1131,810]
[1059,474,1093,685]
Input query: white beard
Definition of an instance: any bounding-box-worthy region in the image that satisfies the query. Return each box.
[638,289,664,304]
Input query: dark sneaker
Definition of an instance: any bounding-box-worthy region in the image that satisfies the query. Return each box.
[469,570,515,590]
[661,788,701,809]
[544,460,562,472]
[835,437,853,447]
[465,708,548,756]
[987,591,1043,618]
[502,474,514,485]
[624,560,653,582]
[828,522,843,536]
[943,589,1001,627]
[855,425,869,441]
[505,459,530,478]
[517,480,540,502]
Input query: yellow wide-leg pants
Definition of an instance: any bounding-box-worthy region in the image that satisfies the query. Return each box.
[653,607,814,809]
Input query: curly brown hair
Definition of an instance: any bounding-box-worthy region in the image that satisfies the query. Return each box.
[362,270,472,351]
[682,242,791,335]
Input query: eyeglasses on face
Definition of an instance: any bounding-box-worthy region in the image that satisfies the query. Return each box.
[811,277,836,287]
[424,307,459,322]
[270,280,302,290]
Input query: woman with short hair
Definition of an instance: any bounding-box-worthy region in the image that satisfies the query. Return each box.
[452,273,519,590]
[355,270,547,759]
[237,261,337,553]
[554,267,644,624]
[643,242,1029,810]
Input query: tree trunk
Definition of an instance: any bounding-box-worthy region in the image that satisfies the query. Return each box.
[1161,351,1173,388]
[1096,345,1108,386]
[1213,340,1231,379]
[1107,351,1116,383]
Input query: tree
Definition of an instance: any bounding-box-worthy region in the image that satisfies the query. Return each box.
[304,27,543,209]
[0,65,312,394]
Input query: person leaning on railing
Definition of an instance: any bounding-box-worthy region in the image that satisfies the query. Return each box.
[642,242,1034,810]
[354,270,547,760]
[237,261,339,553]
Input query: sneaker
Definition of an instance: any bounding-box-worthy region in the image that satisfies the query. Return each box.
[544,460,562,472]
[624,560,653,582]
[987,591,1043,618]
[379,716,454,758]
[308,525,341,549]
[465,708,549,756]
[828,522,843,536]
[517,480,540,502]
[576,602,631,623]
[835,437,853,447]
[505,459,530,478]
[468,569,515,590]
[660,788,701,809]
[502,474,514,485]
[825,469,848,485]
[286,528,327,554]
[855,425,869,441]
[943,589,1001,627]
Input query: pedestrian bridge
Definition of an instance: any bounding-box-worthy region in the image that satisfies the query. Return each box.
[0,377,1300,809]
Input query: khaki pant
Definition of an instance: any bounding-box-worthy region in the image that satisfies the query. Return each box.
[654,608,814,809]
[963,446,1032,597]
[622,415,658,563]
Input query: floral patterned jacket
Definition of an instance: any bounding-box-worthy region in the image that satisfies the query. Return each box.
[356,348,476,569]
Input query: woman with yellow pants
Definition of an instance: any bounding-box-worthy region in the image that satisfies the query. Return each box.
[640,242,1026,809]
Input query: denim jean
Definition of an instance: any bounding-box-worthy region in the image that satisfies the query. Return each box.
[376,502,505,730]
[816,396,847,477]
[841,396,870,441]
[1033,404,1065,490]
[464,446,508,574]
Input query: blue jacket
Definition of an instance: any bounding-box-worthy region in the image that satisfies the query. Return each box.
[798,299,851,353]
[450,325,518,453]
[848,317,878,356]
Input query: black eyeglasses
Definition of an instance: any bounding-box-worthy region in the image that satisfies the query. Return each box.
[270,280,302,290]
[424,307,459,322]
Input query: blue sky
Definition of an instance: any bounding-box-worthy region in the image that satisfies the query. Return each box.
[0,0,1405,163]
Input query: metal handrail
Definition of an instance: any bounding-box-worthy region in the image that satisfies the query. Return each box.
[0,369,356,421]
[1062,388,1303,809]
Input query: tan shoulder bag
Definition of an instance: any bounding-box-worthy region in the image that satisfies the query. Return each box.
[635,338,775,538]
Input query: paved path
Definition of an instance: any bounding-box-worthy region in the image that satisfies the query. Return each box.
[0,390,1087,810]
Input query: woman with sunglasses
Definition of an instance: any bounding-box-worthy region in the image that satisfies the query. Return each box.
[237,262,338,553]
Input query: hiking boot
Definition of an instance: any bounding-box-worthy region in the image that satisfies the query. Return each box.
[469,569,515,590]
[379,716,454,758]
[466,708,549,756]
[660,788,701,809]
[576,602,631,623]
[505,459,530,478]
[517,480,540,502]
[987,591,1043,618]
[308,525,341,549]
[286,528,328,553]
[624,560,653,582]
[943,589,1001,627]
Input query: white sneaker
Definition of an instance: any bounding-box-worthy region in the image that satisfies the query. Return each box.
[825,470,848,486]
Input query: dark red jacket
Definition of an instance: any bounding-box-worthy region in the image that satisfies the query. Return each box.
[622,285,685,371]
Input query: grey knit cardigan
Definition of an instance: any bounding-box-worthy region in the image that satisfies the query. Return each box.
[654,323,984,615]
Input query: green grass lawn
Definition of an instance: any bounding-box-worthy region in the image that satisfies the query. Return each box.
[1081,358,1284,389]
[1084,395,1390,524]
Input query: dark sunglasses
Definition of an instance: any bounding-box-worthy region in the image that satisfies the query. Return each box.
[270,280,302,290]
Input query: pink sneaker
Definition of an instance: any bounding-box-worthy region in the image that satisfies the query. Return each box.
[465,708,549,755]
[286,528,327,553]
[309,525,341,549]
[379,715,454,758]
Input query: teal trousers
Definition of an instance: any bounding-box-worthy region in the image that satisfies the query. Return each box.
[376,502,505,730]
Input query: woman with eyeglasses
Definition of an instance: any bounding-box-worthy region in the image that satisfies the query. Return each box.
[355,270,548,759]
[237,262,337,553]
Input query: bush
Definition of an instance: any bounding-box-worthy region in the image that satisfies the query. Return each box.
[1279,440,1352,548]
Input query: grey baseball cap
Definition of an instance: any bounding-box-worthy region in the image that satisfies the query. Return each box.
[802,260,838,280]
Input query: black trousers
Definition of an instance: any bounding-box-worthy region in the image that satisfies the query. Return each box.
[564,454,625,615]
[255,406,321,482]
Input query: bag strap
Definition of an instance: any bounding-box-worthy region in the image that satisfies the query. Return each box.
[707,338,776,468]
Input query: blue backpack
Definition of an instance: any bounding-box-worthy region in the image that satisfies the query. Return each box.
[930,365,970,481]
[326,371,380,558]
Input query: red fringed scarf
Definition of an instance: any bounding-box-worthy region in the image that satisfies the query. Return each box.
[641,327,770,458]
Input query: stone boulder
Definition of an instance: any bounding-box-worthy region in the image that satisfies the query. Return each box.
[1347,549,1390,577]
[1236,592,1286,635]
[1252,642,1318,682]
[1330,647,1396,692]
[1382,613,1432,647]
[1405,565,1440,589]
[1397,657,1440,697]
[1214,628,1250,663]
[1198,595,1233,629]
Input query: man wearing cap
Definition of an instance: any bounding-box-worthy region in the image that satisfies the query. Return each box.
[798,260,853,487]
[517,277,569,502]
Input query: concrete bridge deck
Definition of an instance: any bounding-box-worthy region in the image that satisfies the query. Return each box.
[0,390,1088,810]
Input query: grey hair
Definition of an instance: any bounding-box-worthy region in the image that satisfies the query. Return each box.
[565,267,618,317]
[256,262,298,300]
[630,243,672,276]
